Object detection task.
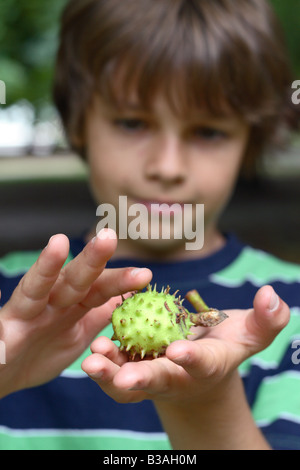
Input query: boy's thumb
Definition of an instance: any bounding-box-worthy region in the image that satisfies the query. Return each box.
[250,285,290,347]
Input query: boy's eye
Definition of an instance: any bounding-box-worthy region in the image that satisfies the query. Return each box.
[192,126,227,141]
[113,118,147,131]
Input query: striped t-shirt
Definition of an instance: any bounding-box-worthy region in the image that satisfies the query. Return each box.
[0,233,299,450]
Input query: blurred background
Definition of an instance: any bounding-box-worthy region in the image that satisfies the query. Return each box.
[0,0,300,260]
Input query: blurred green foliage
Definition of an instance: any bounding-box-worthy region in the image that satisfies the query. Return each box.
[271,0,300,77]
[0,0,299,111]
[0,0,67,111]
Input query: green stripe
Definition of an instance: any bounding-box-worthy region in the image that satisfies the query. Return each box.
[252,372,300,425]
[0,250,42,276]
[0,249,74,276]
[211,247,300,287]
[239,309,300,375]
[0,429,171,450]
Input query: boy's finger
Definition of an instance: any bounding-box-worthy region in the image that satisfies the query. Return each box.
[52,266,152,338]
[113,358,180,395]
[6,234,70,319]
[246,285,290,351]
[90,336,128,367]
[81,354,142,403]
[49,229,118,308]
[78,265,153,310]
[82,352,120,382]
[166,339,221,380]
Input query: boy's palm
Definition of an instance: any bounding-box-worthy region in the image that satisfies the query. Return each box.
[82,286,289,404]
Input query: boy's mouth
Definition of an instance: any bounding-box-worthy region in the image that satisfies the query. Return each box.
[137,200,185,216]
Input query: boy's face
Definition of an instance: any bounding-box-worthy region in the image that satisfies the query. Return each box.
[85,95,250,260]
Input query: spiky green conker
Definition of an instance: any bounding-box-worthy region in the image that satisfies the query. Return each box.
[111,284,194,359]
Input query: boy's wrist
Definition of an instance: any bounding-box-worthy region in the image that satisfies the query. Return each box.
[154,368,240,411]
[154,370,270,450]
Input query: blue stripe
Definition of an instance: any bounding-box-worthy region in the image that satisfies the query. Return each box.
[262,421,300,450]
[0,376,163,432]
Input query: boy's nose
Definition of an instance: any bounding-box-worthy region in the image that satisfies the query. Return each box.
[145,134,187,185]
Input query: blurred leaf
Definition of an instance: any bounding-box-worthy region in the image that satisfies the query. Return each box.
[0,57,28,101]
[270,0,300,76]
[0,0,67,108]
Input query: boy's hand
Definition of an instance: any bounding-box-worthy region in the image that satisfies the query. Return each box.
[82,285,289,404]
[0,229,152,398]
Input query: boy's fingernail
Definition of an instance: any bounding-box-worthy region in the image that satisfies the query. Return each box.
[96,228,117,240]
[268,290,280,312]
[44,235,54,249]
[131,268,146,277]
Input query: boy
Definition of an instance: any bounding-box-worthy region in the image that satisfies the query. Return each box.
[0,0,299,450]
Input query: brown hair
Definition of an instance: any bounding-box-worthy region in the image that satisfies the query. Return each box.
[53,0,299,170]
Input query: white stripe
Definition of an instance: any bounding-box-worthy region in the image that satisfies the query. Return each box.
[0,425,167,441]
[257,412,300,428]
[239,357,281,379]
[291,307,300,316]
[262,370,300,384]
[239,353,300,379]
[247,357,278,370]
[60,369,87,378]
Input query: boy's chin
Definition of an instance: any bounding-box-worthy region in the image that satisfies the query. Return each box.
[124,236,197,261]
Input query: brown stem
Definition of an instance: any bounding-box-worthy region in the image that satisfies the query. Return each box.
[189,309,228,327]
[185,289,209,312]
[185,290,228,327]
